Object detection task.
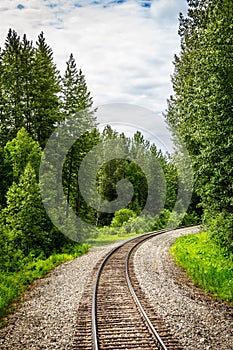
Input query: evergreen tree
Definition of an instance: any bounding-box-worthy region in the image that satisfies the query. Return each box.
[31,32,61,147]
[0,128,41,209]
[0,30,61,148]
[0,29,24,145]
[61,53,93,117]
[20,34,36,134]
[61,54,98,223]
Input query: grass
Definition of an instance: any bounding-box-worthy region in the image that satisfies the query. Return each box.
[0,244,89,324]
[0,229,140,325]
[86,231,140,246]
[0,230,140,327]
[170,232,233,305]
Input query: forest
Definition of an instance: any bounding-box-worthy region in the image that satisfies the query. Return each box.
[0,0,232,320]
[0,27,187,318]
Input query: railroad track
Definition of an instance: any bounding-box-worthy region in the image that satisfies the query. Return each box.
[75,230,183,349]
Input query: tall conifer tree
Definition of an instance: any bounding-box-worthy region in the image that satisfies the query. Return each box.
[32,32,61,147]
[61,53,98,222]
[0,30,61,148]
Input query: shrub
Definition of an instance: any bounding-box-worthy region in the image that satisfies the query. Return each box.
[111,209,136,227]
[151,209,170,230]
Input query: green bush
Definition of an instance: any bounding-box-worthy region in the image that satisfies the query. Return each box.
[206,211,233,255]
[123,215,155,234]
[151,209,170,230]
[181,211,201,226]
[111,209,136,227]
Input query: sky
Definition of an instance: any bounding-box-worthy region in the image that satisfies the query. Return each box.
[0,0,188,152]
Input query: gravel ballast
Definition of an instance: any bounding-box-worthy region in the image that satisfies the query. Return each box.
[134,226,233,350]
[0,227,232,349]
[0,243,121,350]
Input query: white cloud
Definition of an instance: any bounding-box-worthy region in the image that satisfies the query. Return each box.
[0,0,188,115]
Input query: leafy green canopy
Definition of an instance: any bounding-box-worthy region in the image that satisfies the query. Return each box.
[166,0,233,252]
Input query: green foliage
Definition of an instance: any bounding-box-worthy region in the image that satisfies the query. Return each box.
[0,29,27,145]
[60,53,98,227]
[86,231,140,247]
[61,53,94,116]
[94,210,176,242]
[111,209,137,227]
[0,27,188,325]
[181,210,201,227]
[165,0,233,252]
[0,30,61,148]
[95,126,173,226]
[0,128,74,263]
[0,30,95,325]
[0,244,89,320]
[30,32,61,147]
[151,209,171,230]
[0,147,12,209]
[4,128,42,182]
[206,211,233,254]
[87,209,186,247]
[123,215,155,234]
[62,130,100,227]
[2,163,51,257]
[171,232,233,304]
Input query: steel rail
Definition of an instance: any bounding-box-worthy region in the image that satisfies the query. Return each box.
[92,236,135,349]
[92,226,199,349]
[125,235,168,350]
[92,229,166,350]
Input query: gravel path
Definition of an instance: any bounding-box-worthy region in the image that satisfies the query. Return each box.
[0,242,122,350]
[134,226,233,350]
[0,228,232,349]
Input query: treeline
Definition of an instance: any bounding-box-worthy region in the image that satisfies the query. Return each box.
[0,29,94,148]
[0,29,186,274]
[0,29,97,270]
[166,0,233,253]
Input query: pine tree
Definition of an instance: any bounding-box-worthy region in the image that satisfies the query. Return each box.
[61,54,98,222]
[61,53,93,118]
[20,34,35,134]
[0,30,61,148]
[0,29,24,144]
[31,32,61,147]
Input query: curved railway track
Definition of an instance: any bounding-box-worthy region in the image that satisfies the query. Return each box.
[75,230,184,349]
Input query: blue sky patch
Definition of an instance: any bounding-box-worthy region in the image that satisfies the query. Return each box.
[74,2,83,7]
[17,4,25,10]
[138,0,151,8]
[47,2,59,9]
[141,3,151,8]
[46,0,150,10]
